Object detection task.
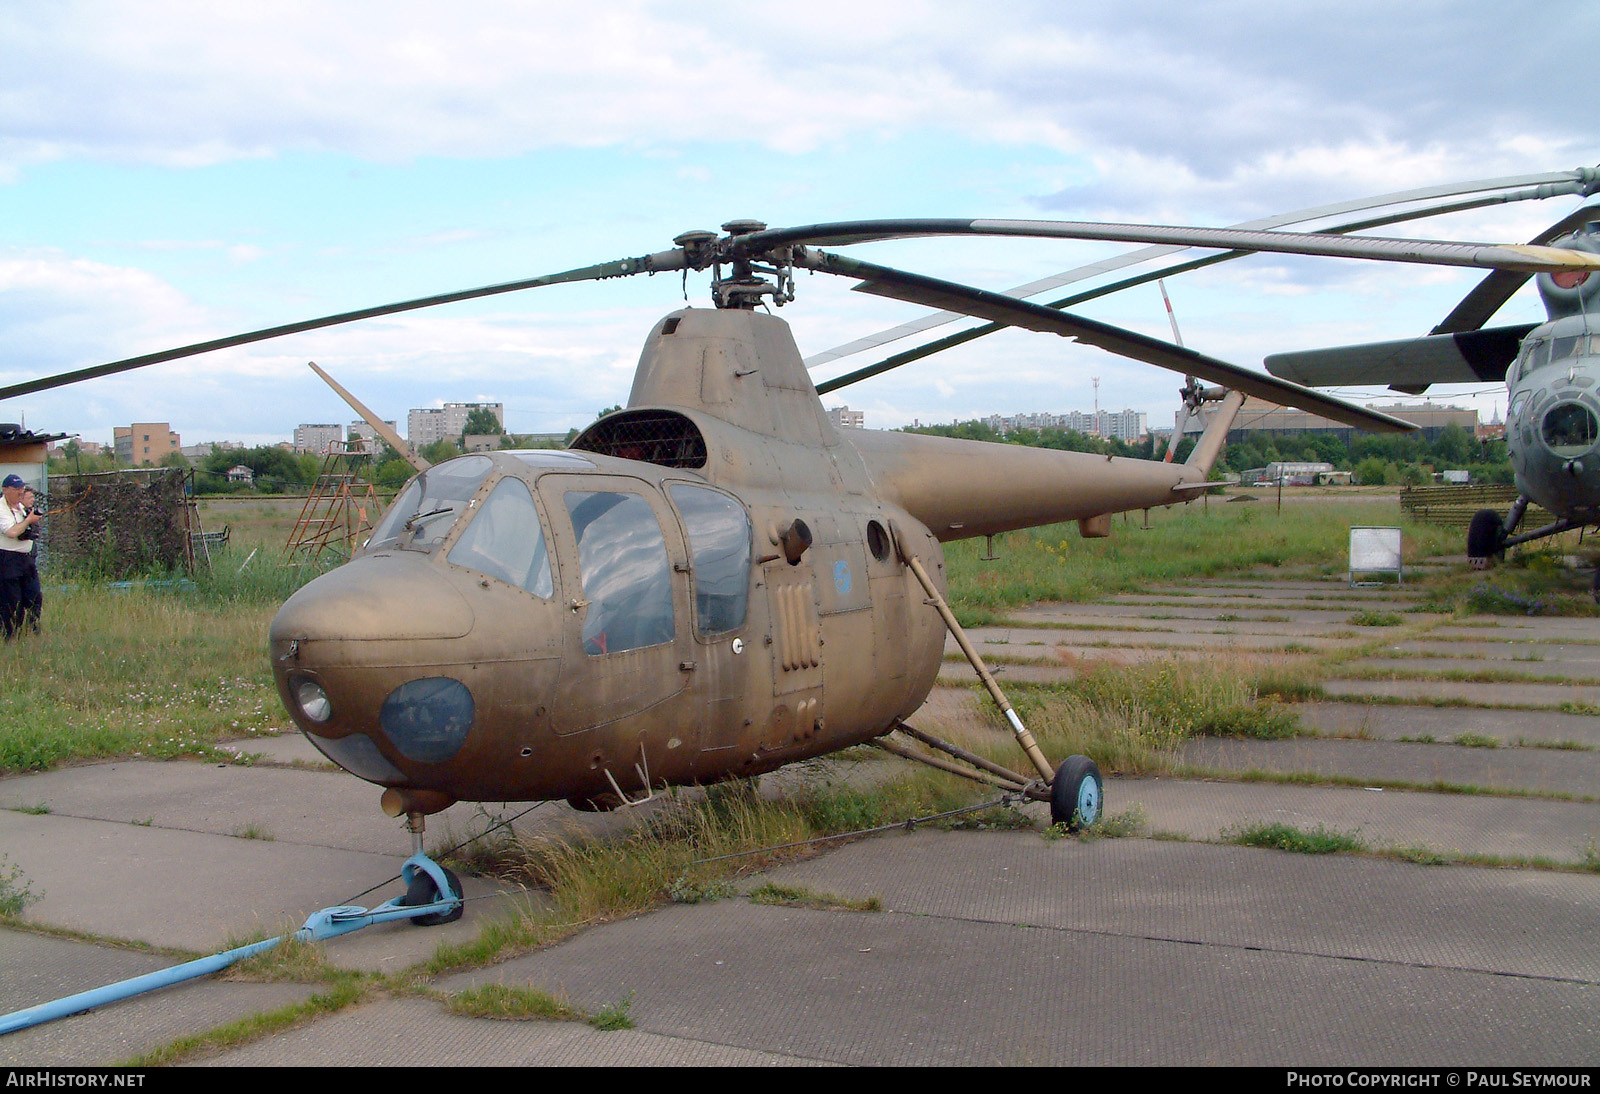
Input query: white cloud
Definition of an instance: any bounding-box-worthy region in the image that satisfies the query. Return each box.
[10,1,1586,188]
[3,1,1596,437]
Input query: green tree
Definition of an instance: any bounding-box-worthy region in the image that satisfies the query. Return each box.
[198,445,314,494]
[374,457,417,488]
[1354,456,1392,485]
[420,439,463,464]
[461,407,503,440]
[1431,423,1475,468]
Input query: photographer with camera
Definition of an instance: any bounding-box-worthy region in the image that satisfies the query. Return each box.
[0,474,43,639]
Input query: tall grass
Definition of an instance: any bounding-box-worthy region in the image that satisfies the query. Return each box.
[935,655,1307,776]
[499,773,980,928]
[0,555,322,774]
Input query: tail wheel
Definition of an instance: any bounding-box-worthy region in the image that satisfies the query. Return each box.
[1466,509,1506,570]
[1050,755,1103,830]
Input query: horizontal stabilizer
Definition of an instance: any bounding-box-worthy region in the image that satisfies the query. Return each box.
[1264,324,1534,393]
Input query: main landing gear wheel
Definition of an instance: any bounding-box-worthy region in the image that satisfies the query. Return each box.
[1466,509,1506,570]
[1050,755,1103,831]
[401,864,464,926]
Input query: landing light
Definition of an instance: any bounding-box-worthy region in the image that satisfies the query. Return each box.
[293,677,331,723]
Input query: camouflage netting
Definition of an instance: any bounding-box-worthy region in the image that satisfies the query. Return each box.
[44,469,196,577]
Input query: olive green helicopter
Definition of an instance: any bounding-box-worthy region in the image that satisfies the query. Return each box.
[6,205,1597,918]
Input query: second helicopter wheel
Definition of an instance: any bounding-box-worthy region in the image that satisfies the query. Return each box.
[1466,509,1505,570]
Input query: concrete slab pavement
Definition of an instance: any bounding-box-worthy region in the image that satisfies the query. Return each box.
[394,835,1597,1068]
[5,553,1600,1066]
[1295,701,1600,746]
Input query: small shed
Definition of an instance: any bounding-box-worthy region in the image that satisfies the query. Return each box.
[0,424,69,494]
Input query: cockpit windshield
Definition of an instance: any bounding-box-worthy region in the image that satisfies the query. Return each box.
[1522,334,1600,374]
[367,456,494,552]
[447,476,554,596]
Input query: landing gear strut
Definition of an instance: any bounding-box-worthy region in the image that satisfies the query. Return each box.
[875,544,1105,831]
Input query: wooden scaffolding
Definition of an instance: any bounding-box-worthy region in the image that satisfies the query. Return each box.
[284,443,381,564]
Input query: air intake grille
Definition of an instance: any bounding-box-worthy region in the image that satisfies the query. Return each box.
[571,410,708,469]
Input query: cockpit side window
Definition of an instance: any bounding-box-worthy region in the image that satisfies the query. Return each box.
[447,476,554,597]
[367,456,494,552]
[1522,340,1551,373]
[669,484,751,636]
[1550,335,1584,365]
[564,490,675,655]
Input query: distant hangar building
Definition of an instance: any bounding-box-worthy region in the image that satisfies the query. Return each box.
[1183,398,1479,443]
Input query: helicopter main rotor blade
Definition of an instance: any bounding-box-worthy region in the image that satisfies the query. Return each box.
[813,185,1600,393]
[804,170,1600,369]
[763,218,1600,275]
[814,252,1234,395]
[795,249,1415,434]
[0,249,687,402]
[1432,205,1600,335]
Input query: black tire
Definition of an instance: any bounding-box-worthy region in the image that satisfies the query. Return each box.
[401,864,463,926]
[1049,755,1103,830]
[1466,509,1505,569]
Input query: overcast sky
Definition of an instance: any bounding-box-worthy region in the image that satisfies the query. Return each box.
[2,1,1596,446]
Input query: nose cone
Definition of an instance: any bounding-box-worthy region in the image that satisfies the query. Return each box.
[270,553,474,642]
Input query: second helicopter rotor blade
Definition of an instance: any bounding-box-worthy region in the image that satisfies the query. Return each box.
[1432,205,1600,335]
[803,170,1600,370]
[0,249,687,402]
[795,249,1416,434]
[760,218,1600,275]
[814,187,1597,394]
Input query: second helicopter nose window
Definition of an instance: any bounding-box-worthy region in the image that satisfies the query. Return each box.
[1541,402,1599,456]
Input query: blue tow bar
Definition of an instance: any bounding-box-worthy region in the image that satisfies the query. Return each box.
[0,853,462,1037]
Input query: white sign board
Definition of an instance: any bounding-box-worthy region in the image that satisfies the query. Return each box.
[1349,526,1403,584]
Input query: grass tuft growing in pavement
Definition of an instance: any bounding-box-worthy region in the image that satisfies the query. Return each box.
[747,881,882,912]
[991,657,1305,776]
[0,854,39,917]
[443,983,586,1023]
[1226,821,1367,855]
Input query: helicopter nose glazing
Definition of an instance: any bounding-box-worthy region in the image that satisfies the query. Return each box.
[1540,400,1599,458]
[269,464,570,806]
[271,551,484,787]
[377,676,475,764]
